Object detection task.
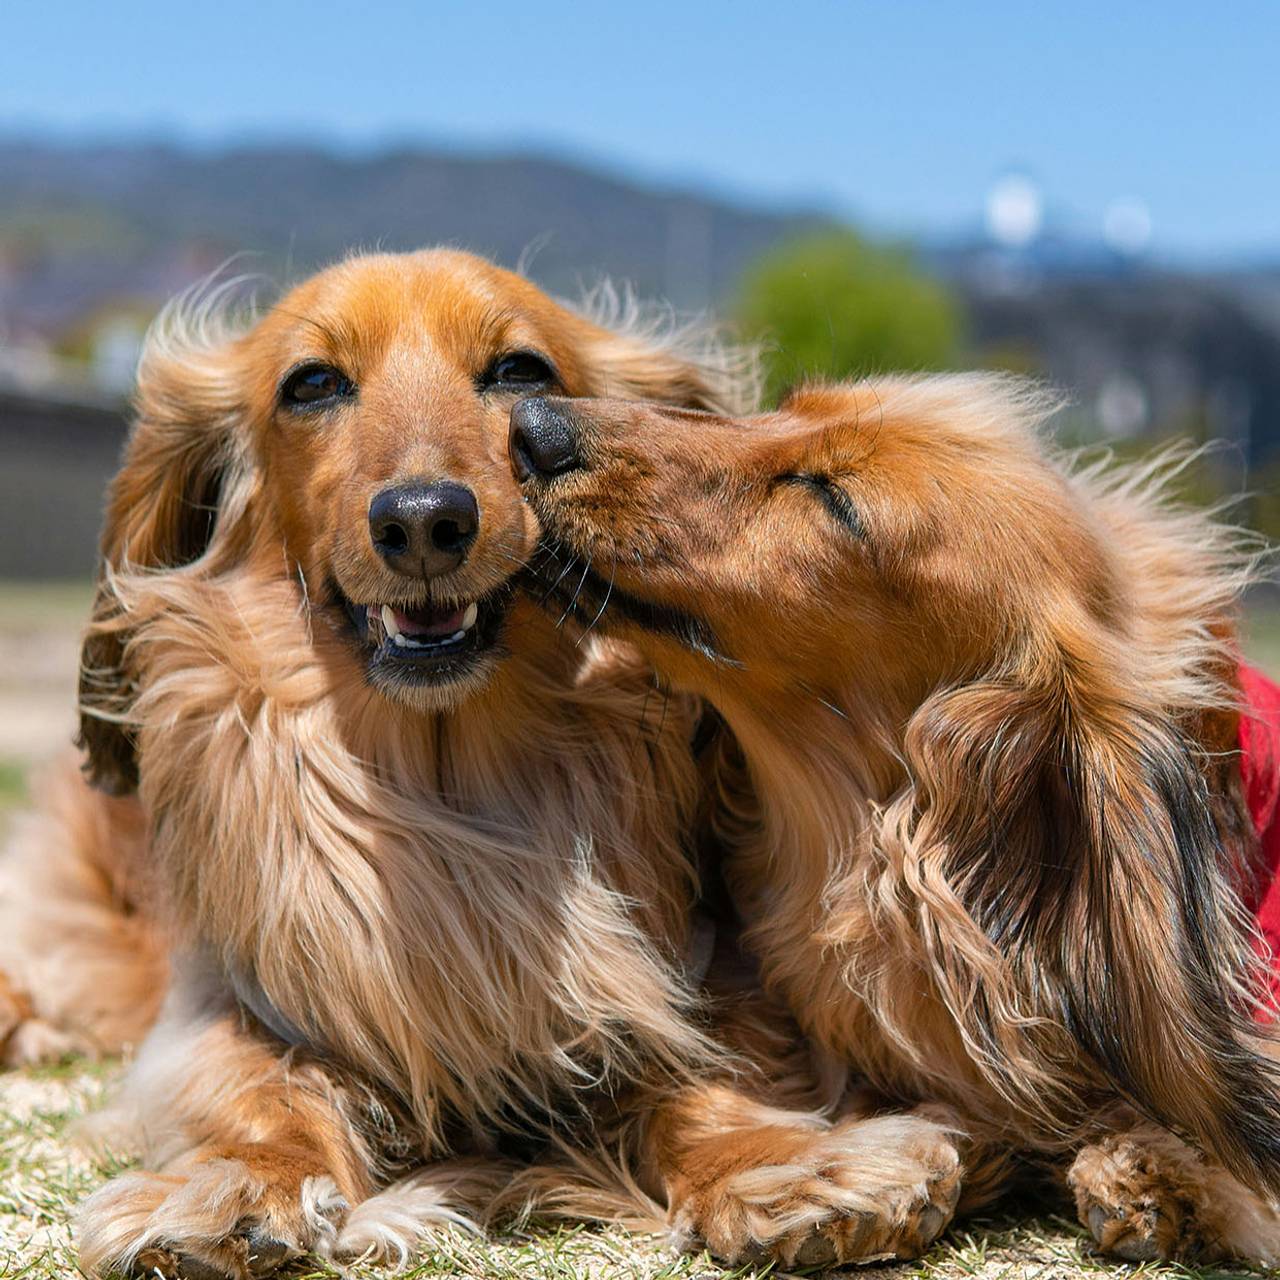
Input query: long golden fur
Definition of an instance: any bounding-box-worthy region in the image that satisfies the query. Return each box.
[0,250,870,1276]
[515,376,1280,1265]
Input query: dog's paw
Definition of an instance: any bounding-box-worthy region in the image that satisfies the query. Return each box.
[78,1153,349,1278]
[671,1113,961,1268]
[0,968,98,1066]
[1069,1130,1221,1264]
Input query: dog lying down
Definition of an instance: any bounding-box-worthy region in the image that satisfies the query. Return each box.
[1,250,881,1277]
[513,379,1280,1267]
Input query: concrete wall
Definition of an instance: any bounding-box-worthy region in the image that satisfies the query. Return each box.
[0,391,127,580]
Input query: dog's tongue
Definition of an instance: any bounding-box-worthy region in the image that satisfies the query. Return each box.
[392,603,467,638]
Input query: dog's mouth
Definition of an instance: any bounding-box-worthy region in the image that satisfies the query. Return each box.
[335,583,514,688]
[520,537,736,666]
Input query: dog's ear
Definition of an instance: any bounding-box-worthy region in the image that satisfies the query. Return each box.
[78,306,256,794]
[584,331,749,413]
[902,634,1280,1195]
[575,289,759,414]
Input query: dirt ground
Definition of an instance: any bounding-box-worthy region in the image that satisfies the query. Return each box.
[0,583,85,775]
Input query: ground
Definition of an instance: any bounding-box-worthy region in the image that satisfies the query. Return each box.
[2,581,1278,1280]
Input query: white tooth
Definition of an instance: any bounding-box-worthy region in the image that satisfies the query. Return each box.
[381,605,401,638]
[447,630,466,643]
[461,603,478,631]
[393,632,408,647]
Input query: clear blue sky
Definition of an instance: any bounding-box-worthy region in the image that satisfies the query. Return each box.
[3,0,1277,261]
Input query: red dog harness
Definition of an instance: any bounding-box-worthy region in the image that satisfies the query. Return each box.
[1239,664,1280,1010]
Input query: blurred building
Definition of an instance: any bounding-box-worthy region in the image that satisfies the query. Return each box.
[0,386,126,579]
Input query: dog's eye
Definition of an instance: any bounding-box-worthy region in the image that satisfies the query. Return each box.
[280,363,355,408]
[482,351,557,390]
[779,473,865,540]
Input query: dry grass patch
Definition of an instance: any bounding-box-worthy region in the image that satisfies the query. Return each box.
[0,1064,1271,1280]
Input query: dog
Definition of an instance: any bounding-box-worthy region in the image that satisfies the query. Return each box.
[0,248,869,1277]
[512,376,1280,1266]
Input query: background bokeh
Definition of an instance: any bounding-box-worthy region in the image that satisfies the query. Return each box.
[3,11,1280,1277]
[2,1,1279,806]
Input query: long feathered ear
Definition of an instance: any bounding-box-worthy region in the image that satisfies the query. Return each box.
[571,281,760,414]
[77,289,257,794]
[903,632,1280,1195]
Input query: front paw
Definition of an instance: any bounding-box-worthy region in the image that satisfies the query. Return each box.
[78,1153,348,1278]
[1069,1131,1220,1263]
[672,1114,961,1268]
[0,969,89,1066]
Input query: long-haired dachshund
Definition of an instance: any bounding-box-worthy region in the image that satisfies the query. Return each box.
[514,376,1280,1266]
[0,249,837,1277]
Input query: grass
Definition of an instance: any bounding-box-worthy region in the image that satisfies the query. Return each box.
[0,1060,1266,1280]
[2,593,1280,1277]
[0,759,26,816]
[1245,604,1280,679]
[0,580,94,629]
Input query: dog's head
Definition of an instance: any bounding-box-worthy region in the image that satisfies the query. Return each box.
[79,248,753,792]
[513,378,1280,1198]
[510,378,1109,696]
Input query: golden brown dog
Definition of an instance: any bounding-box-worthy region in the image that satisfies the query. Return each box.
[513,376,1280,1266]
[0,249,868,1277]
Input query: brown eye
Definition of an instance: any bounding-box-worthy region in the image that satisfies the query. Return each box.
[280,362,355,408]
[483,351,557,390]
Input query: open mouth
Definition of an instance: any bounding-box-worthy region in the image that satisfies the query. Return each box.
[334,583,514,687]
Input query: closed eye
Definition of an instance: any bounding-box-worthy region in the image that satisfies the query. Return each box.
[778,473,865,539]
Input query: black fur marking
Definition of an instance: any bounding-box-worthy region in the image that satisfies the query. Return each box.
[937,680,1280,1194]
[1060,732,1280,1193]
[78,465,229,795]
[173,467,226,564]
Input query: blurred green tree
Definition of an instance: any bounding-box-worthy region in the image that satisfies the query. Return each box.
[736,230,962,404]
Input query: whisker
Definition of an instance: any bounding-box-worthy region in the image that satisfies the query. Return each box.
[556,557,593,629]
[538,550,581,610]
[797,684,852,723]
[576,556,617,648]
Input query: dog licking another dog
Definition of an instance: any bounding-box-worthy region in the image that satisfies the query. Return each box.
[3,249,1280,1274]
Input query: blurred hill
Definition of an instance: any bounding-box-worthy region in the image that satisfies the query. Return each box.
[0,137,833,337]
[1,136,1279,577]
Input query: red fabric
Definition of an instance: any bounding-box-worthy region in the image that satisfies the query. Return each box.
[1239,663,1280,1012]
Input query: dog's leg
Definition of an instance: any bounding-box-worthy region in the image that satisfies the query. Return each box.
[639,933,1011,1267]
[0,749,167,1065]
[1070,1120,1280,1265]
[647,1080,968,1268]
[77,980,379,1279]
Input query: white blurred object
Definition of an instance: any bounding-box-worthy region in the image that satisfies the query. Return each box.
[90,317,145,393]
[0,335,59,391]
[1096,372,1150,436]
[1103,198,1153,256]
[985,173,1043,248]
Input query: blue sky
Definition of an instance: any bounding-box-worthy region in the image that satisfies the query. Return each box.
[3,0,1277,261]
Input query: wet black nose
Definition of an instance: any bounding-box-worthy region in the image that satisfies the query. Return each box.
[509,397,583,482]
[368,481,479,578]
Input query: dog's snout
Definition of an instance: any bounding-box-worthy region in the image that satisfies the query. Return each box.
[509,397,583,482]
[369,481,479,578]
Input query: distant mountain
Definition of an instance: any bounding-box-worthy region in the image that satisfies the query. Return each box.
[0,137,835,337]
[2,135,1279,495]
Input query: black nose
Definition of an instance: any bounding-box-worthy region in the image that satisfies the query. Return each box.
[368,481,479,578]
[509,397,583,482]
